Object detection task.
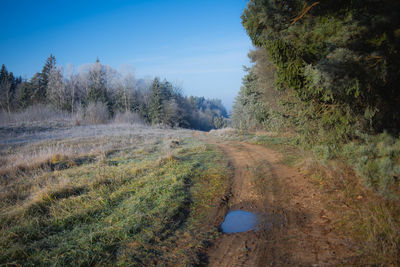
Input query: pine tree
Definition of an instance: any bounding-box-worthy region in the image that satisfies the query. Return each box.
[32,54,56,103]
[0,64,11,113]
[16,81,33,109]
[0,64,7,82]
[87,58,108,105]
[241,0,400,140]
[148,77,163,124]
[0,65,19,114]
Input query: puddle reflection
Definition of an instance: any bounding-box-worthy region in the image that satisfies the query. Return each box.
[221,210,259,233]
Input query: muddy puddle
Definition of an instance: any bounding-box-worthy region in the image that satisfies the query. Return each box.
[221,210,261,233]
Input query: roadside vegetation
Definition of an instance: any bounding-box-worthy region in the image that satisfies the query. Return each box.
[234,0,400,199]
[0,122,230,266]
[210,128,400,264]
[229,1,400,264]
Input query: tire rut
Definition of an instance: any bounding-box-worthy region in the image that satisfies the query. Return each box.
[199,134,356,266]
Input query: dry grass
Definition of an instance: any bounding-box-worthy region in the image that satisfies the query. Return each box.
[0,121,231,266]
[0,123,192,208]
[301,156,400,265]
[0,104,146,128]
[112,111,143,124]
[0,104,71,126]
[237,131,400,265]
[208,127,237,137]
[85,102,109,124]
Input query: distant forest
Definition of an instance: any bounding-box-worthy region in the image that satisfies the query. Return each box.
[0,56,228,130]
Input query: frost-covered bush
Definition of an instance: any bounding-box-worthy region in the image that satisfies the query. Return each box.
[85,102,109,125]
[0,104,70,125]
[113,111,143,125]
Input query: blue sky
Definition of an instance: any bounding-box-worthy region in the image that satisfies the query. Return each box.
[0,0,252,110]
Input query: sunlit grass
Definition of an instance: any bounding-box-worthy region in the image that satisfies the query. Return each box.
[0,124,230,266]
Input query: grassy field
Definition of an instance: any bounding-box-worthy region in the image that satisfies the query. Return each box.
[0,123,230,266]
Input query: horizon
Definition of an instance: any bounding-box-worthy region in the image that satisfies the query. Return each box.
[0,0,252,110]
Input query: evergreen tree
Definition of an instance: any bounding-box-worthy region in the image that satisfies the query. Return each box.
[31,54,56,103]
[0,64,7,82]
[240,0,400,142]
[85,58,115,114]
[15,81,33,109]
[0,64,12,113]
[87,59,107,103]
[148,77,163,124]
[0,64,20,113]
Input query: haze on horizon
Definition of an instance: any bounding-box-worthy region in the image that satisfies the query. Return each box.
[0,0,252,110]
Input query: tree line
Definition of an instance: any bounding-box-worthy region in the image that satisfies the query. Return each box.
[234,0,400,144]
[233,0,400,200]
[0,55,227,130]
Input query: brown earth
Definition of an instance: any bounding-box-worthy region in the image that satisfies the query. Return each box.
[199,133,356,267]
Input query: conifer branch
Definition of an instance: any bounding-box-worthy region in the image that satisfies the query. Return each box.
[290,1,320,26]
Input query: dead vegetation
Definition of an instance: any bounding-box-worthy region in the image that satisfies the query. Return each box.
[209,129,400,265]
[301,156,400,265]
[0,122,231,266]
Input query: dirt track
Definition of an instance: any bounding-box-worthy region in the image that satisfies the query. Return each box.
[202,135,355,266]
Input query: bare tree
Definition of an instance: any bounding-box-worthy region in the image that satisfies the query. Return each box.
[163,98,179,126]
[47,67,69,110]
[118,68,136,112]
[65,64,77,114]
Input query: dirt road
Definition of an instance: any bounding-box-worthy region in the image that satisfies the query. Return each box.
[201,134,355,266]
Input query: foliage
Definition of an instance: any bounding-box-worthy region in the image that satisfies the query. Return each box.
[31,54,56,104]
[239,0,400,142]
[86,58,109,106]
[0,64,22,113]
[233,0,400,199]
[0,57,228,131]
[232,63,277,131]
[148,77,163,124]
[186,96,228,131]
[342,133,400,199]
[85,101,109,124]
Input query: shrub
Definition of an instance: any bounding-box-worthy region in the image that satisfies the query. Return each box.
[209,127,237,138]
[113,111,143,125]
[315,132,400,199]
[85,102,109,125]
[72,104,85,126]
[0,104,70,125]
[348,133,400,199]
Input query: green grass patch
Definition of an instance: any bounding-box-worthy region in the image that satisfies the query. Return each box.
[251,134,302,166]
[0,135,230,266]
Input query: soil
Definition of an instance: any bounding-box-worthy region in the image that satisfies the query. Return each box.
[199,133,356,267]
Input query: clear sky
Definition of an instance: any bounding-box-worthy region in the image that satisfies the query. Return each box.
[0,0,252,110]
